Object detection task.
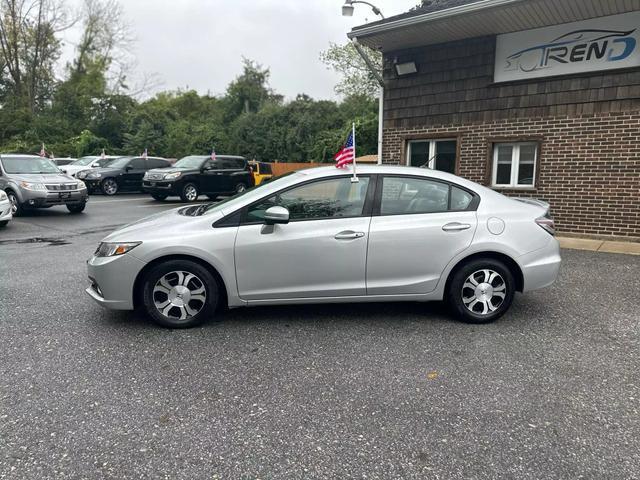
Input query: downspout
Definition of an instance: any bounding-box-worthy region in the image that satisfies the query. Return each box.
[351,37,385,164]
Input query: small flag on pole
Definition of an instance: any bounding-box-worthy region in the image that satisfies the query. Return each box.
[39,143,46,157]
[335,123,358,182]
[142,148,148,159]
[211,149,217,162]
[101,148,106,159]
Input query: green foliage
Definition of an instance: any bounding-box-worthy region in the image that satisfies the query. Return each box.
[0,12,379,163]
[320,42,382,98]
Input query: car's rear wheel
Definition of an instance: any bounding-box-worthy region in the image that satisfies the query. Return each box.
[180,183,199,202]
[67,203,86,214]
[151,193,168,201]
[142,260,219,328]
[6,190,23,216]
[448,258,515,324]
[101,178,118,195]
[234,183,247,194]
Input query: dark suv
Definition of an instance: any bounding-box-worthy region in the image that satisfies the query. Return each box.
[143,155,253,202]
[78,156,170,195]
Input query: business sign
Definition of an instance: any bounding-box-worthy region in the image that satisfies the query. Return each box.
[495,12,640,83]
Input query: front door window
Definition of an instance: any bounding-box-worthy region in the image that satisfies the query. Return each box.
[407,139,457,174]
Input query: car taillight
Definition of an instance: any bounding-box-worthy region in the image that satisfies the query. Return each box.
[536,215,556,236]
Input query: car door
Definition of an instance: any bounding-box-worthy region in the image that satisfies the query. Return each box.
[200,159,223,193]
[366,175,478,295]
[123,157,148,190]
[235,176,374,300]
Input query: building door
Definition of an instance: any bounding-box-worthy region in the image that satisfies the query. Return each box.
[407,139,457,174]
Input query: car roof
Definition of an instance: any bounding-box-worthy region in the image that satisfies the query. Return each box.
[0,153,46,159]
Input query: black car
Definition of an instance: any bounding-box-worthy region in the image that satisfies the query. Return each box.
[142,155,253,202]
[79,156,170,195]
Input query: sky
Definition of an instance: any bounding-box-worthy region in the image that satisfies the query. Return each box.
[59,0,418,101]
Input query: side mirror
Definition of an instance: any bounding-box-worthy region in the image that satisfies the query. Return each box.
[125,165,133,171]
[264,206,289,225]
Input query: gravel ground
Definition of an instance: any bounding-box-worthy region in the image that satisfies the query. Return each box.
[0,195,638,479]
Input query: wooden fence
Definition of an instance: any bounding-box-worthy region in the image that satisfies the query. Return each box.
[270,162,326,177]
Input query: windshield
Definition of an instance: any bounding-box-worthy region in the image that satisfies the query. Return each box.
[0,156,60,174]
[72,156,97,166]
[174,156,206,169]
[103,157,132,169]
[203,171,296,214]
[96,157,117,167]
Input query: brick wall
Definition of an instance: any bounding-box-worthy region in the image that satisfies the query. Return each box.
[382,112,640,238]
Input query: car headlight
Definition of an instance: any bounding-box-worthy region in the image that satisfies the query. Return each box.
[77,181,87,190]
[163,172,182,180]
[20,181,47,191]
[87,172,101,179]
[0,190,6,201]
[94,242,141,257]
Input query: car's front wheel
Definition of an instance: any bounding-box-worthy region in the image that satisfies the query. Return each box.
[141,260,219,328]
[101,178,118,195]
[67,203,86,214]
[448,258,515,324]
[6,190,23,216]
[0,220,8,227]
[180,183,199,202]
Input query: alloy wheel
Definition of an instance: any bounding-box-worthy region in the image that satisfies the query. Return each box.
[7,193,18,214]
[461,269,507,316]
[102,179,118,195]
[152,270,207,321]
[184,185,198,201]
[235,183,246,193]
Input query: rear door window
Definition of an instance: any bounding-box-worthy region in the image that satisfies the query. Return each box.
[129,158,147,169]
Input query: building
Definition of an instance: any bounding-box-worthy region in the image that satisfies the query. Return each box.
[349,0,640,239]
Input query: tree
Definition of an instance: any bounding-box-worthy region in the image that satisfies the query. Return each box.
[224,58,281,120]
[320,42,382,98]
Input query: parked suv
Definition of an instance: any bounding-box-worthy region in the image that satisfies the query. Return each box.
[248,161,274,185]
[79,156,170,195]
[143,155,253,202]
[0,154,89,215]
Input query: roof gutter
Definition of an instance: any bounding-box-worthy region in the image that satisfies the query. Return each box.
[347,0,526,39]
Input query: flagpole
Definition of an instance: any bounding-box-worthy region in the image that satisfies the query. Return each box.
[351,122,358,183]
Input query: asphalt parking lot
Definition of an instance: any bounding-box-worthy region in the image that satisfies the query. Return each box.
[0,194,639,479]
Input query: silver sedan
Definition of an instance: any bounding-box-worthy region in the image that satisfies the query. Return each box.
[86,165,561,328]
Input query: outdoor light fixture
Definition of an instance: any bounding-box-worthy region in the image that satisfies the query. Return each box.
[342,1,384,19]
[395,61,418,76]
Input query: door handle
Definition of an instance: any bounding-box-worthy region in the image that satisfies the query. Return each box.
[442,222,471,232]
[334,231,365,240]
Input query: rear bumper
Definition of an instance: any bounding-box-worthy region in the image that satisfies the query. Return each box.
[519,237,562,292]
[86,253,147,310]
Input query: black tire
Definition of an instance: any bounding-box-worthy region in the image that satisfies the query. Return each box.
[151,193,168,201]
[447,258,515,324]
[6,190,23,216]
[206,194,218,201]
[234,183,247,194]
[101,178,118,196]
[0,220,8,227]
[180,183,199,202]
[141,259,219,328]
[67,203,86,214]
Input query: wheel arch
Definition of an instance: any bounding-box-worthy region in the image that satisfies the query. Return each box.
[132,254,229,311]
[444,251,524,295]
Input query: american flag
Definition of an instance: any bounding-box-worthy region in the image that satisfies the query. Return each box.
[211,149,217,161]
[39,143,46,157]
[142,148,148,159]
[100,148,106,159]
[335,131,355,168]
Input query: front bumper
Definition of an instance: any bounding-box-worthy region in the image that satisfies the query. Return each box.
[519,237,562,292]
[0,199,12,221]
[19,188,88,208]
[142,180,179,195]
[86,253,147,310]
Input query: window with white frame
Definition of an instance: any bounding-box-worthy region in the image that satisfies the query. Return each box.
[492,142,538,188]
[407,139,457,174]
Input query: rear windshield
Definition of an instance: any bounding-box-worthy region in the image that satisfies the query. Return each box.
[0,156,60,174]
[259,163,272,174]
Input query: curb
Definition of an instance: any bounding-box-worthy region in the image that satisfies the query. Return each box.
[557,237,640,256]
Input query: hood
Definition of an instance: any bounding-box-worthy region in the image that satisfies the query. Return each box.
[9,172,76,183]
[102,207,224,243]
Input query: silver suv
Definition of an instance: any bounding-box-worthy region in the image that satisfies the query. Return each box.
[0,154,89,215]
